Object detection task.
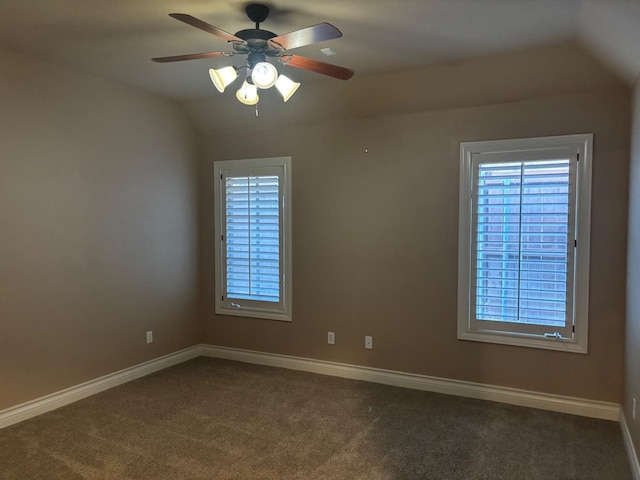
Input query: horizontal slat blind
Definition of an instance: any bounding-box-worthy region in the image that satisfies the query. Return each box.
[474,159,572,328]
[225,175,280,303]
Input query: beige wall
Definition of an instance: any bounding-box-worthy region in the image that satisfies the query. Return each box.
[0,42,631,414]
[625,79,640,460]
[198,46,630,402]
[0,49,201,410]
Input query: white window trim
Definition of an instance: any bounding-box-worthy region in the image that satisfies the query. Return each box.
[457,134,592,353]
[214,157,292,322]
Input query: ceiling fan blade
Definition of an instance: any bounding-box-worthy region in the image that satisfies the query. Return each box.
[270,23,342,51]
[152,52,232,63]
[168,13,245,43]
[281,55,354,80]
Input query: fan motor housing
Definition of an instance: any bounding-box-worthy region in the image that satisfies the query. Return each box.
[235,28,277,43]
[233,29,280,57]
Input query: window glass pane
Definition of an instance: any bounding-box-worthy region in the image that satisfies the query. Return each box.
[225,175,280,303]
[475,160,570,328]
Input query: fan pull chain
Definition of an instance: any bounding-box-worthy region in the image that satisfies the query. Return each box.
[255,104,259,117]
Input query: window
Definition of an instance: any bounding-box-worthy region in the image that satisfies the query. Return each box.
[457,135,592,353]
[214,157,292,321]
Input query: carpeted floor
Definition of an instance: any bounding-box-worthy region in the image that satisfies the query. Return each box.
[0,357,632,479]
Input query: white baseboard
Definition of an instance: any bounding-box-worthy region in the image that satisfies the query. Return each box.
[1,343,633,474]
[0,345,201,429]
[0,343,623,429]
[621,410,640,480]
[1,342,636,476]
[201,345,620,421]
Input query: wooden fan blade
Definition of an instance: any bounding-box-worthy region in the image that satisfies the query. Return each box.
[270,23,342,51]
[168,13,245,43]
[281,55,354,80]
[152,52,232,63]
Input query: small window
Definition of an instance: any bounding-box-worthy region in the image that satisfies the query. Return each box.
[458,135,592,353]
[214,157,292,321]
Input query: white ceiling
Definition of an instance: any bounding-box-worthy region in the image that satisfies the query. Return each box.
[0,0,637,101]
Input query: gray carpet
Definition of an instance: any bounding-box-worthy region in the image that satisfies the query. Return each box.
[0,357,631,479]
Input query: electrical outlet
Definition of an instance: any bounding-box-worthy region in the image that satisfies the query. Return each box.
[327,331,335,345]
[146,331,153,344]
[365,335,373,349]
[633,398,637,421]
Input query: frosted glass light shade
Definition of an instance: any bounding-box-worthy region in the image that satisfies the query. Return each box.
[251,62,278,89]
[209,66,238,93]
[236,81,259,105]
[275,74,300,102]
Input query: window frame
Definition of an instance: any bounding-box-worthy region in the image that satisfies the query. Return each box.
[214,156,292,322]
[457,134,593,353]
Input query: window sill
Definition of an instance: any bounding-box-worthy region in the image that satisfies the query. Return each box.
[215,305,291,322]
[457,330,587,354]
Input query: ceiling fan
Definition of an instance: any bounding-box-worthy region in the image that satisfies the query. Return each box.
[152,3,354,105]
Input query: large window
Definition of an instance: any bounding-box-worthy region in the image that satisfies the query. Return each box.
[458,135,592,352]
[214,157,292,321]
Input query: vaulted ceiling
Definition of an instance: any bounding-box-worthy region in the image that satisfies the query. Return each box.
[0,1,638,102]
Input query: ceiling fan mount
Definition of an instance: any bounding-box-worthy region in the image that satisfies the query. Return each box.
[234,4,278,51]
[152,3,354,81]
[245,4,270,26]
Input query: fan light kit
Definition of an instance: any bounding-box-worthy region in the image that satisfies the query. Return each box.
[153,4,354,110]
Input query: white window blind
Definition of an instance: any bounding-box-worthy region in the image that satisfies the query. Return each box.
[225,175,281,303]
[214,157,292,322]
[473,159,575,332]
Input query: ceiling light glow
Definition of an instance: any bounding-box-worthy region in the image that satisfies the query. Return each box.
[251,62,278,89]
